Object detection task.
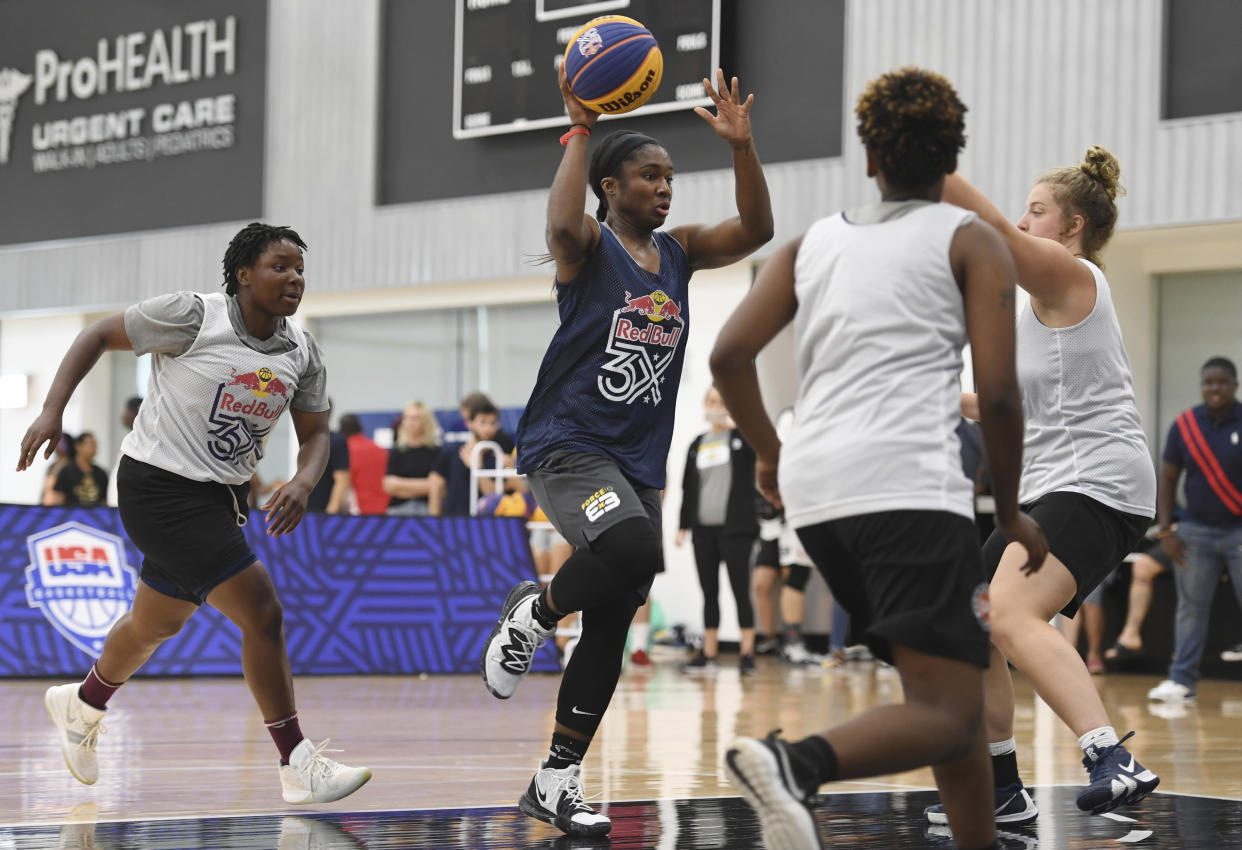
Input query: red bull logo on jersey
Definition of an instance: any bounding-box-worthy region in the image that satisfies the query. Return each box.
[599,288,686,406]
[24,522,138,656]
[208,365,290,465]
[227,366,288,399]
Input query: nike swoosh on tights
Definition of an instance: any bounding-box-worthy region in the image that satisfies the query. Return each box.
[571,706,600,716]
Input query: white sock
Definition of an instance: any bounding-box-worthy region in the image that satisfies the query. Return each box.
[630,623,649,650]
[1078,725,1119,752]
[988,737,1017,757]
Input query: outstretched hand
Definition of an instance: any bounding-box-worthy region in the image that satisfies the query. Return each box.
[693,69,754,150]
[558,64,600,129]
[17,409,62,472]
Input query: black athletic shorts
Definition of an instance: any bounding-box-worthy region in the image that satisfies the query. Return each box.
[981,491,1151,618]
[117,455,257,605]
[754,537,780,569]
[796,511,990,668]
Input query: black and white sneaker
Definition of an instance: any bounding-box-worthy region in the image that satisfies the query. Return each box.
[518,761,611,837]
[724,732,822,850]
[924,781,1038,826]
[1221,642,1242,662]
[481,581,555,699]
[1076,731,1159,814]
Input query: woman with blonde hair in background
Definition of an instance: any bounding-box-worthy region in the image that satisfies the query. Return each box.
[383,401,442,516]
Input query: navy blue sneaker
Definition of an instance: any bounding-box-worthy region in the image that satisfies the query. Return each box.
[923,781,1038,826]
[1075,731,1159,815]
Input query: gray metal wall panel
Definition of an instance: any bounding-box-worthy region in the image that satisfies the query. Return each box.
[1,0,1238,314]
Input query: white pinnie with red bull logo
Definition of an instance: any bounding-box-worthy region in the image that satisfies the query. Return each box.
[123,293,311,485]
[599,288,685,405]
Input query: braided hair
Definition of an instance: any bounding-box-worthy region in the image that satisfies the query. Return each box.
[855,67,967,191]
[221,222,307,296]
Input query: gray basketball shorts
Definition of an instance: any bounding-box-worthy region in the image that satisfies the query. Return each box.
[526,450,663,554]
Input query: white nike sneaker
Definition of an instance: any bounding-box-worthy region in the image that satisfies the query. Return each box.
[518,761,611,837]
[1147,679,1195,702]
[45,683,106,785]
[481,581,555,699]
[279,739,372,804]
[724,733,823,850]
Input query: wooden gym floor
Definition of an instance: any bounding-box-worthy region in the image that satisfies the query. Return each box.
[3,651,1241,848]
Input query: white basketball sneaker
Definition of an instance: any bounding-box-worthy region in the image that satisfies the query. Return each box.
[45,683,106,785]
[481,581,556,699]
[279,739,372,804]
[518,761,611,837]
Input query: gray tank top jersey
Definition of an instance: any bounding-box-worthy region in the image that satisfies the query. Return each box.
[123,293,313,485]
[1016,260,1155,515]
[779,201,977,528]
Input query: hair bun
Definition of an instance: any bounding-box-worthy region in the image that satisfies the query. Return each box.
[1080,145,1123,200]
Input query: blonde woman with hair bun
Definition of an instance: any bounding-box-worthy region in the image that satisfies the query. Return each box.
[933,150,1160,825]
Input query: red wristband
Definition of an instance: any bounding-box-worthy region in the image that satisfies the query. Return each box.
[560,124,590,145]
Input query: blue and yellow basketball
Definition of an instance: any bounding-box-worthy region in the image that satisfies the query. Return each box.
[563,15,663,115]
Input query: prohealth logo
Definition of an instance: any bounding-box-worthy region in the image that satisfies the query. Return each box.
[0,68,33,165]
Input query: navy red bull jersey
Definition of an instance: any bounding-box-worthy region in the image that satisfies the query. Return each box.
[517,226,691,489]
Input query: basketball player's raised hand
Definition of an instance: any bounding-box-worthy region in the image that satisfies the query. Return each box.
[693,69,754,150]
[558,64,600,129]
[16,409,62,472]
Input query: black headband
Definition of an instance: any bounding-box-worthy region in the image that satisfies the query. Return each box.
[588,130,661,221]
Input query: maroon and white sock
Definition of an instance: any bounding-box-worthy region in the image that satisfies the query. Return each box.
[78,663,123,710]
[266,712,306,764]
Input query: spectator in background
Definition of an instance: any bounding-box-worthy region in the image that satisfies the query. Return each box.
[1148,357,1242,702]
[306,403,350,514]
[41,433,73,506]
[676,386,760,675]
[108,396,143,507]
[431,398,502,517]
[459,391,515,455]
[340,413,389,515]
[52,432,109,507]
[384,401,441,516]
[1104,540,1174,665]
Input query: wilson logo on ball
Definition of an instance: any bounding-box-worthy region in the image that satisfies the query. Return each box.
[563,15,663,115]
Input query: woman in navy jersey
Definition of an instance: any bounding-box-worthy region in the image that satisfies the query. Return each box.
[479,66,773,837]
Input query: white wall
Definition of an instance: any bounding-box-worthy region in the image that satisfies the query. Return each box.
[0,314,114,504]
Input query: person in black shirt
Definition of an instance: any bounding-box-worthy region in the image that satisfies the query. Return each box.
[52,432,109,507]
[384,401,441,516]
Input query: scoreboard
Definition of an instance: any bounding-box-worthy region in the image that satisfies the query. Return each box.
[453,0,720,139]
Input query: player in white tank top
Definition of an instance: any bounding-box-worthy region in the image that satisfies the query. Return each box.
[943,148,1161,819]
[711,68,1046,850]
[17,224,371,806]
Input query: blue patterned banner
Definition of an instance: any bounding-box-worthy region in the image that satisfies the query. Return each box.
[0,504,558,677]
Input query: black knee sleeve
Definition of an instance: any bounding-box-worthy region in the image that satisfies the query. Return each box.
[548,517,662,614]
[556,598,640,737]
[785,564,811,592]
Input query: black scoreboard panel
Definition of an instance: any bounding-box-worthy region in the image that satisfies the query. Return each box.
[453,0,720,138]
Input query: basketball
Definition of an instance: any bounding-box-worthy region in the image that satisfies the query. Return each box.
[563,15,663,115]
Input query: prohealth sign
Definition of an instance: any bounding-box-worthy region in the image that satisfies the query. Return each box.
[0,1,267,246]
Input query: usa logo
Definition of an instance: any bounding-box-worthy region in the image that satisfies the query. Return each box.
[24,522,138,656]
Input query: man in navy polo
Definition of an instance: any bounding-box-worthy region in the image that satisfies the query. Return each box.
[1149,356,1242,701]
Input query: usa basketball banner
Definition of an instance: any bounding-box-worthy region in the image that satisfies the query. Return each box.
[0,0,267,246]
[0,505,558,677]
